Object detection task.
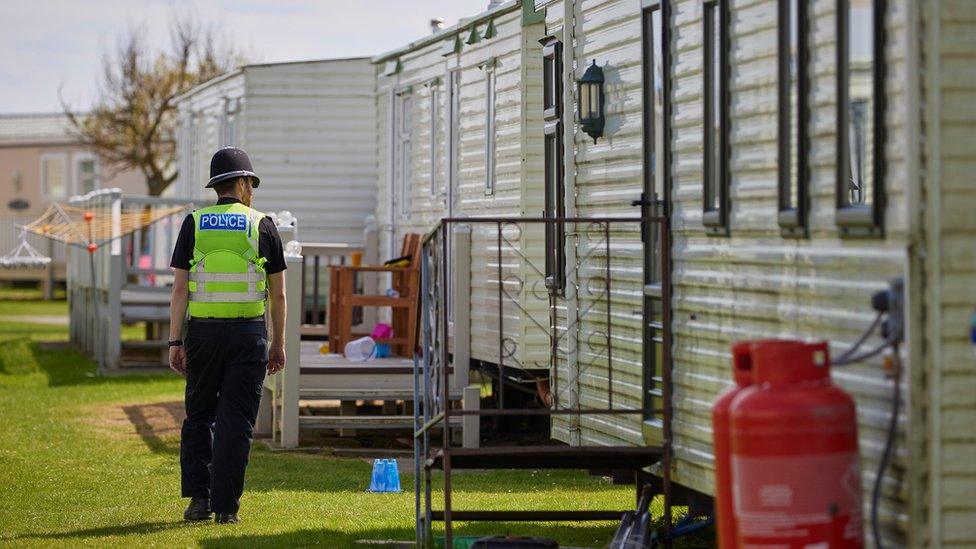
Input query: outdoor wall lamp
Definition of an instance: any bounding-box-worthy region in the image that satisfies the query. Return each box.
[578,60,605,143]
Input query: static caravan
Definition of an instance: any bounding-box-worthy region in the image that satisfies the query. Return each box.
[372,1,546,374]
[172,58,378,247]
[517,0,972,546]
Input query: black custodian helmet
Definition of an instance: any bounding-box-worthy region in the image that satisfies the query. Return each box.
[206,147,261,188]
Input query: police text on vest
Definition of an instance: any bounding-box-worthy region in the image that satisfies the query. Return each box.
[199,213,248,231]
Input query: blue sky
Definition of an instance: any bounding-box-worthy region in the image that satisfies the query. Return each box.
[0,0,487,113]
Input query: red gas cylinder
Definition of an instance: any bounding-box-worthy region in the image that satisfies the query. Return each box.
[713,341,755,548]
[730,340,863,548]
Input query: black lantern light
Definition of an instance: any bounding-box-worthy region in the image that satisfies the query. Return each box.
[578,60,605,143]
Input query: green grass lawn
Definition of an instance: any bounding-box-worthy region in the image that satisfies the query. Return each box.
[0,285,66,302]
[0,300,712,548]
[0,297,68,317]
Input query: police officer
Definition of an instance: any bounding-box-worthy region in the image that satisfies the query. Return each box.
[167,147,287,524]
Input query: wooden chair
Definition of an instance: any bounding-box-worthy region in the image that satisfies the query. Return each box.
[328,233,421,357]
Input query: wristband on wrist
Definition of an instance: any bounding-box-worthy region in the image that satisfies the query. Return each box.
[168,340,184,347]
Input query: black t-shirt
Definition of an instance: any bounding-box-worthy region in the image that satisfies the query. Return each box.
[169,197,287,275]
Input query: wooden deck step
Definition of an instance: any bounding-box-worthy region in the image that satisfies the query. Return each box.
[300,389,417,401]
[426,445,665,471]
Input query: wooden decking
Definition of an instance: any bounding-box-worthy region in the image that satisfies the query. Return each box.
[281,341,470,436]
[298,340,419,396]
[115,288,173,370]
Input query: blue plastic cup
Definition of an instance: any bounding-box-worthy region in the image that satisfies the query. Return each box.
[386,458,401,492]
[369,458,387,492]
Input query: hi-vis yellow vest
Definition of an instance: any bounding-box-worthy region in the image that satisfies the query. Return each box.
[187,203,268,318]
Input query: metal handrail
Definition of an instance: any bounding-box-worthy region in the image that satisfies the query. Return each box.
[421,215,656,245]
[413,215,672,427]
[417,212,670,426]
[413,214,673,546]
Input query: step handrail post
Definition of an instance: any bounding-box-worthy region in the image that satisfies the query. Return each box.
[279,229,302,449]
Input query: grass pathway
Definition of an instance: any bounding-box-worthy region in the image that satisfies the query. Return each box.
[0,301,711,548]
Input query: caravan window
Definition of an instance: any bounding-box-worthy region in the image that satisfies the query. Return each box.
[447,70,461,213]
[429,83,440,198]
[836,0,885,236]
[40,153,68,198]
[394,91,414,219]
[485,62,497,196]
[643,0,666,218]
[221,97,238,147]
[179,114,195,196]
[702,0,729,235]
[74,154,98,195]
[778,0,809,236]
[542,36,565,292]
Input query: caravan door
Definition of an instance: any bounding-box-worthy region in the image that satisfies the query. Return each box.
[639,0,671,446]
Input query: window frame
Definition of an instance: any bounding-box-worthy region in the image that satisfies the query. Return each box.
[192,112,203,194]
[72,152,99,196]
[642,0,669,229]
[835,0,886,237]
[446,69,461,214]
[428,80,441,198]
[394,88,414,220]
[178,112,194,197]
[40,152,68,198]
[777,0,809,237]
[484,59,497,196]
[542,36,565,293]
[640,0,672,432]
[220,97,239,147]
[702,0,730,236]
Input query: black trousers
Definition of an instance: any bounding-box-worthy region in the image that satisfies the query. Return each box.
[180,319,267,514]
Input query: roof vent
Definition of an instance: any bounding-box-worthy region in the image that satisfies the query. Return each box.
[487,0,505,9]
[430,17,445,34]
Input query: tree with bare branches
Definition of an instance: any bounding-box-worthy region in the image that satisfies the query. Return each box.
[62,18,243,196]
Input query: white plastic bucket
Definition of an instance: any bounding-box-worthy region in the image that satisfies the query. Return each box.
[344,336,376,362]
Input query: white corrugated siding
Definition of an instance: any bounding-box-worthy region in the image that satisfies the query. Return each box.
[923,0,976,546]
[517,18,549,372]
[535,0,913,544]
[374,5,545,370]
[538,0,648,448]
[174,72,245,200]
[174,59,376,246]
[457,11,546,369]
[244,59,376,245]
[375,41,446,256]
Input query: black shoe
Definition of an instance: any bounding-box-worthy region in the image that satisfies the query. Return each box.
[183,498,212,521]
[215,513,240,524]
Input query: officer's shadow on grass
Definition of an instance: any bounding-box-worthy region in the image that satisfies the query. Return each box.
[0,337,175,387]
[122,401,184,456]
[0,338,91,383]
